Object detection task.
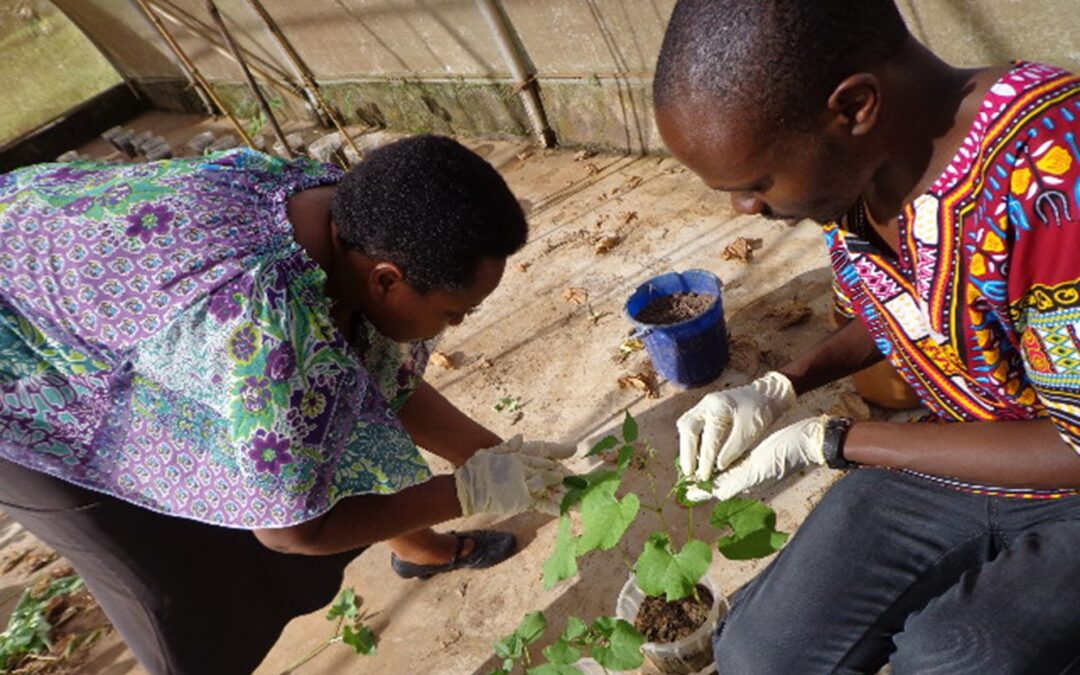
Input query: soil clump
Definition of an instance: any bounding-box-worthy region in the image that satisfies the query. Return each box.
[633,585,713,643]
[635,292,715,325]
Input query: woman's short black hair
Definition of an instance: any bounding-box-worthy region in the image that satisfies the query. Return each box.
[654,0,909,129]
[331,135,527,293]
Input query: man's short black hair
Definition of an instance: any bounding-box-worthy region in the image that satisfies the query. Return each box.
[654,0,909,128]
[331,134,527,292]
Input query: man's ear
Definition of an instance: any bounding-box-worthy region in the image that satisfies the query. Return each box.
[825,73,881,137]
[368,262,407,300]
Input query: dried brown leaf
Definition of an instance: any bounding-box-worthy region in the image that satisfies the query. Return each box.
[618,369,660,398]
[563,287,589,305]
[584,162,601,176]
[593,236,621,255]
[430,351,456,370]
[766,300,813,329]
[722,237,764,263]
[727,336,761,375]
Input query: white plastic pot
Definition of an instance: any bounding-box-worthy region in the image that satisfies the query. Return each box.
[615,574,726,674]
[570,657,608,674]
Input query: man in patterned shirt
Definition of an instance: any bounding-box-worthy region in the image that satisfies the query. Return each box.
[654,0,1080,672]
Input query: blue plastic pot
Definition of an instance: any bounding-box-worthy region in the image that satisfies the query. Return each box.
[625,269,729,388]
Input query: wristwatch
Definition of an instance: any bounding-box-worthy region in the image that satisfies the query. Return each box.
[822,416,857,470]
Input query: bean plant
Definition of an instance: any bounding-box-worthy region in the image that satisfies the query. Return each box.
[491,412,789,674]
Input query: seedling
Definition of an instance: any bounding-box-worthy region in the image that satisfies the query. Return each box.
[284,587,376,672]
[491,411,789,674]
[0,574,84,670]
[494,396,523,414]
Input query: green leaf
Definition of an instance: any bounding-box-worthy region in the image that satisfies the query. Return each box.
[543,516,579,589]
[710,498,790,560]
[488,668,511,675]
[563,616,589,642]
[563,476,588,489]
[621,411,638,443]
[616,445,634,471]
[326,587,360,621]
[494,633,524,660]
[576,474,640,554]
[0,574,86,668]
[585,435,618,457]
[527,664,584,675]
[542,637,582,665]
[341,623,377,655]
[634,534,712,602]
[516,611,548,645]
[590,617,645,671]
[560,470,616,514]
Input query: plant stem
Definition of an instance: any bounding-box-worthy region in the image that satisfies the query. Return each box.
[281,617,342,673]
[618,543,635,573]
[688,501,695,540]
[643,465,674,541]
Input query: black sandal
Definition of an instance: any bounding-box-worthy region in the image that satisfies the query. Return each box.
[390,530,517,580]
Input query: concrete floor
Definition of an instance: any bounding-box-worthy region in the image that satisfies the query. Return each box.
[0,112,909,674]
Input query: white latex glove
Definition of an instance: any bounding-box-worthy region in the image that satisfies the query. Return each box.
[454,444,571,517]
[677,371,797,481]
[478,434,578,460]
[685,415,830,502]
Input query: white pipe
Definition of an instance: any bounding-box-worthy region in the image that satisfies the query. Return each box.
[475,0,555,147]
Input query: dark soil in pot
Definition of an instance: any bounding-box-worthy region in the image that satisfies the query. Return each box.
[633,585,714,643]
[635,292,715,325]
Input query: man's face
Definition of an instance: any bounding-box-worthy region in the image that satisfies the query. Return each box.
[656,103,871,224]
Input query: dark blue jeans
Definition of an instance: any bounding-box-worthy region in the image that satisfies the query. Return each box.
[713,468,1080,674]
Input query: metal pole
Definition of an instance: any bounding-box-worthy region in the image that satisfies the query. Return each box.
[242,0,363,161]
[131,0,255,146]
[204,0,293,157]
[475,0,555,147]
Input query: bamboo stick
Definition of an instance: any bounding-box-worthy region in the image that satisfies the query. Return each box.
[204,0,292,157]
[146,0,306,106]
[131,0,255,147]
[243,0,363,161]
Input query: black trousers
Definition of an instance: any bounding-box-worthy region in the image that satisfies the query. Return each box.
[0,458,364,675]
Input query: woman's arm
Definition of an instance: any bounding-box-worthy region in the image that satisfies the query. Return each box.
[780,318,884,395]
[253,475,462,555]
[846,418,1080,489]
[396,381,501,467]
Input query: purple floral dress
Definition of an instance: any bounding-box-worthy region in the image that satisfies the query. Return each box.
[0,150,431,528]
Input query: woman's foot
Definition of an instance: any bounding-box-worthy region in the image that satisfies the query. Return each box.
[390,530,517,579]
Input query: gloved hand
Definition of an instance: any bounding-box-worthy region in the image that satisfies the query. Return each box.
[454,441,572,516]
[685,415,830,502]
[515,436,578,460]
[475,434,578,460]
[677,371,797,481]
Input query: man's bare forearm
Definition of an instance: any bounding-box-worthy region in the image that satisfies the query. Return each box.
[779,318,884,395]
[846,418,1080,489]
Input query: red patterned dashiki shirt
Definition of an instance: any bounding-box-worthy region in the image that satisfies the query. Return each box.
[828,62,1080,498]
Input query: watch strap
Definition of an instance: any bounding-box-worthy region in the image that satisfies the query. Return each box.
[822,416,857,470]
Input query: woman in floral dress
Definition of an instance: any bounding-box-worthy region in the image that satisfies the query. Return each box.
[0,135,570,673]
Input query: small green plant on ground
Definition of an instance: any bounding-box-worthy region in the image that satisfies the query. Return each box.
[284,587,376,673]
[0,573,85,670]
[490,411,789,674]
[493,396,523,414]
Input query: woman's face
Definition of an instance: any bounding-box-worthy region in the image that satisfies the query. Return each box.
[361,256,506,342]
